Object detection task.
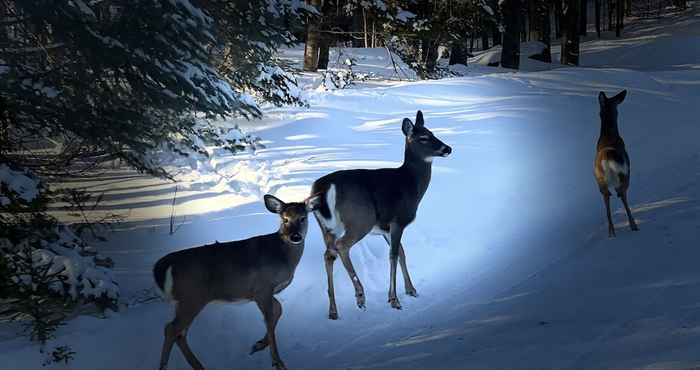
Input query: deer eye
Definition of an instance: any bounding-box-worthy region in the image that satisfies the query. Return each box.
[418,137,430,143]
[283,217,289,224]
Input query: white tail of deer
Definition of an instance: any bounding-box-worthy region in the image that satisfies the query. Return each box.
[153,194,321,370]
[594,90,639,237]
[310,110,452,319]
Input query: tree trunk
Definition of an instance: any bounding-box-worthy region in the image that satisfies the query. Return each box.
[608,0,614,31]
[303,0,322,71]
[561,0,580,65]
[351,10,364,47]
[317,36,330,70]
[492,23,502,45]
[615,0,622,37]
[595,0,601,37]
[501,0,521,69]
[449,40,469,65]
[540,2,552,63]
[481,29,490,50]
[580,0,588,35]
[554,0,563,38]
[528,0,542,41]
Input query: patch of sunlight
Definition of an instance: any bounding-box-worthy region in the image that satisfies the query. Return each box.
[271,185,313,202]
[384,328,464,348]
[353,118,400,132]
[629,197,691,214]
[285,134,319,141]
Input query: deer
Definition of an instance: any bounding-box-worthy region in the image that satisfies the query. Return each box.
[152,193,321,370]
[594,90,639,238]
[309,110,452,320]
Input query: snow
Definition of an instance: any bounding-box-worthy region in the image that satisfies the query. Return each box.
[0,164,40,205]
[2,4,700,370]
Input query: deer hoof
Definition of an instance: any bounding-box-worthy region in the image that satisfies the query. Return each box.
[631,224,639,231]
[272,361,287,370]
[328,311,339,320]
[406,287,418,297]
[388,297,402,310]
[355,293,366,310]
[250,339,268,355]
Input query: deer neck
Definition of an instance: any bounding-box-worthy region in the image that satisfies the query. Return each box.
[401,144,432,195]
[599,116,620,140]
[275,230,305,266]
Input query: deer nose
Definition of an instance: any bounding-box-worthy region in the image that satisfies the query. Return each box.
[289,233,303,243]
[441,145,452,157]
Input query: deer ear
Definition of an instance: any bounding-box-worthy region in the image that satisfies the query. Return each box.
[598,91,607,107]
[402,118,414,137]
[305,194,322,212]
[263,194,285,214]
[611,90,627,105]
[415,110,425,127]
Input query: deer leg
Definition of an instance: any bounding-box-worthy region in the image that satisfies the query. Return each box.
[255,294,285,370]
[388,224,404,310]
[382,235,417,297]
[324,249,339,320]
[160,302,205,370]
[159,322,177,370]
[602,190,616,238]
[249,334,268,355]
[176,332,205,370]
[338,248,366,310]
[619,190,639,231]
[398,244,418,297]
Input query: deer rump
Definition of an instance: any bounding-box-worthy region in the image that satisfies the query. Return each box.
[597,148,630,190]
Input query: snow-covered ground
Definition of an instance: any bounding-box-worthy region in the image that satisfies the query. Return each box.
[3,4,700,370]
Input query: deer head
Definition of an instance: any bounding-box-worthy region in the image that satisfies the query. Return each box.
[402,110,452,163]
[264,194,321,245]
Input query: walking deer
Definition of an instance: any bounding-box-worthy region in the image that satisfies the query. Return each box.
[153,194,321,370]
[310,110,452,319]
[594,90,639,237]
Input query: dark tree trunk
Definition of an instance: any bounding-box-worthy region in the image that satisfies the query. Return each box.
[595,0,601,37]
[580,0,588,35]
[528,0,541,41]
[608,0,614,31]
[449,40,469,65]
[615,0,622,36]
[529,0,552,63]
[554,0,563,38]
[420,39,440,77]
[540,2,552,62]
[492,23,502,45]
[317,36,330,70]
[303,0,322,71]
[351,10,364,47]
[481,29,490,50]
[501,0,521,69]
[561,0,580,65]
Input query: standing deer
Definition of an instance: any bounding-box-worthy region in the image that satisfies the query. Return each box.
[594,90,639,237]
[153,194,321,370]
[310,110,452,319]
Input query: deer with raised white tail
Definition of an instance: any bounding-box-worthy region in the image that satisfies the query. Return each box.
[153,194,321,370]
[594,90,639,237]
[310,110,452,320]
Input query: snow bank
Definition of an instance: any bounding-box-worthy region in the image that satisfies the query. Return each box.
[0,164,40,205]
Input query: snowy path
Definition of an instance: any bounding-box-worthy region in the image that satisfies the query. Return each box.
[2,5,700,370]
